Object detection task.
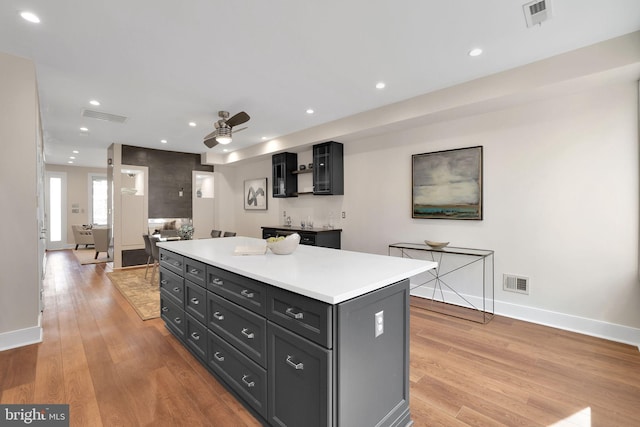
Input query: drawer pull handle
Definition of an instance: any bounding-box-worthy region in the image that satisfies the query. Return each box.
[214,351,225,362]
[161,306,168,312]
[241,328,255,339]
[191,332,200,341]
[286,355,304,370]
[285,307,304,320]
[173,287,180,293]
[242,375,255,388]
[190,297,200,305]
[174,317,182,324]
[173,261,181,267]
[160,280,168,285]
[189,268,199,275]
[213,311,224,321]
[240,289,254,299]
[211,278,224,286]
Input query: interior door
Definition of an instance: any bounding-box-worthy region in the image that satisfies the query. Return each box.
[45,171,67,250]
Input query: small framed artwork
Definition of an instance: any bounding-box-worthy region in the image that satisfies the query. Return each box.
[244,177,268,210]
[412,146,483,220]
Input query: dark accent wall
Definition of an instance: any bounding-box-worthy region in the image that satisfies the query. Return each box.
[122,145,213,218]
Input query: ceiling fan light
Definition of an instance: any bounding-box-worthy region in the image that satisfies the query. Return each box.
[217,136,232,144]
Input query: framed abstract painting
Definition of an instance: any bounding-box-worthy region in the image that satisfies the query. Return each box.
[412,146,483,220]
[244,177,268,210]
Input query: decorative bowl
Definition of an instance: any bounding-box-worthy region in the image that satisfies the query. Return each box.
[424,240,449,249]
[267,233,300,255]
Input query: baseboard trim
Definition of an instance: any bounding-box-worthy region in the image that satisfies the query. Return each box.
[0,323,43,352]
[496,300,640,350]
[410,287,640,350]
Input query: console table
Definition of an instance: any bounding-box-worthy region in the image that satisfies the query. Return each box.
[388,243,494,323]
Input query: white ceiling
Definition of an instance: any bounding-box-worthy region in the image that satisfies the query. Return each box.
[2,0,640,168]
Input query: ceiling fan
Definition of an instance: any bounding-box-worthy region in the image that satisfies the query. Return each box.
[203,110,250,148]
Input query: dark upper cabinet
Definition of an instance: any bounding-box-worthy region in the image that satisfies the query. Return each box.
[313,141,343,195]
[272,152,298,198]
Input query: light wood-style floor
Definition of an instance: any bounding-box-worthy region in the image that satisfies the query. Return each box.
[1,250,639,426]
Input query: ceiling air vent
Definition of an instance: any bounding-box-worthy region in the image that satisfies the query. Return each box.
[503,274,529,295]
[523,0,552,27]
[81,109,128,123]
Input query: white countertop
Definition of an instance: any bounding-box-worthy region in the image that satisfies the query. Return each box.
[158,237,437,304]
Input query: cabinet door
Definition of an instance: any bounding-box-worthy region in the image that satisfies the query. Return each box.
[313,142,343,195]
[272,152,297,198]
[268,323,331,427]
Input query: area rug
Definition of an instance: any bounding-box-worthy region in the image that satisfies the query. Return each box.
[73,248,113,265]
[106,268,160,320]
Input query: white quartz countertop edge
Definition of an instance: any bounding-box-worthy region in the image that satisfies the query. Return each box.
[158,237,437,304]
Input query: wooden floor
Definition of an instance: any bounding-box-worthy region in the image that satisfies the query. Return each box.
[1,250,639,426]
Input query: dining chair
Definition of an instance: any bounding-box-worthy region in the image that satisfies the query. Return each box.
[142,234,155,279]
[149,235,161,283]
[223,231,236,237]
[210,229,222,238]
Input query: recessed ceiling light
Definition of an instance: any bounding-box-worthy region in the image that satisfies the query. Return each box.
[261,136,269,140]
[223,149,229,152]
[72,150,79,154]
[468,48,483,57]
[67,161,74,164]
[80,127,88,132]
[375,82,386,89]
[306,109,314,114]
[89,99,100,106]
[189,122,196,127]
[20,11,40,23]
[69,156,76,160]
[160,139,167,144]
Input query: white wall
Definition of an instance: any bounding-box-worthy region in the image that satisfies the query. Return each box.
[0,52,42,349]
[219,80,640,344]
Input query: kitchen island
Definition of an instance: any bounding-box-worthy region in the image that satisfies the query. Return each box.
[157,237,437,427]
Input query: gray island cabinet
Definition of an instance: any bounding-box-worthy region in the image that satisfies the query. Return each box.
[157,237,436,427]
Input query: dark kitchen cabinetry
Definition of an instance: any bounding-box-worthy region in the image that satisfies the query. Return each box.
[159,246,413,426]
[313,141,343,195]
[272,152,298,198]
[271,142,344,198]
[261,226,341,249]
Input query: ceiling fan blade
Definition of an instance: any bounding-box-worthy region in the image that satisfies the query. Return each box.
[233,126,248,134]
[226,111,250,128]
[204,130,217,140]
[204,137,219,149]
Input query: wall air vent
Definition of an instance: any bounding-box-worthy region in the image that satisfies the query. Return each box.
[523,0,552,27]
[81,109,128,123]
[503,274,529,295]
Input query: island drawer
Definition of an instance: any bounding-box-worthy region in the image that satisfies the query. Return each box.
[185,280,207,325]
[159,267,184,307]
[207,266,266,316]
[207,292,267,368]
[160,290,185,340]
[208,330,267,419]
[186,313,207,361]
[159,249,184,276]
[267,287,332,349]
[184,257,206,288]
